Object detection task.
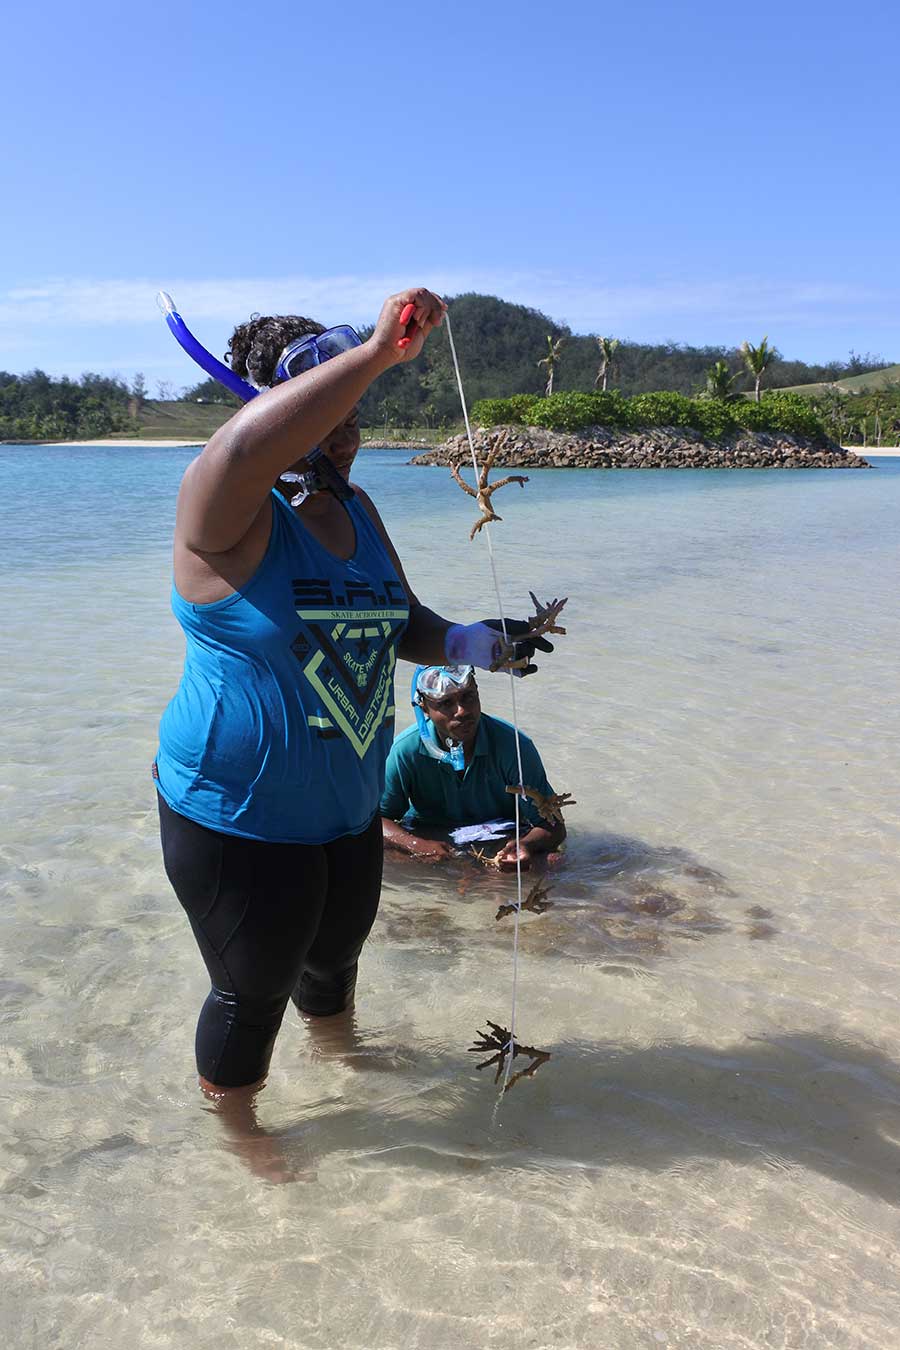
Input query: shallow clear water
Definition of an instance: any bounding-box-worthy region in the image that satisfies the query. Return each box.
[2,444,900,1349]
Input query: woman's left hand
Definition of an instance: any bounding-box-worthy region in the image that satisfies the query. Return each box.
[444,617,554,675]
[483,617,555,675]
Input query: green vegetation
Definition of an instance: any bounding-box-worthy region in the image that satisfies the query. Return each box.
[471,389,830,441]
[181,377,243,408]
[3,295,894,445]
[0,370,131,441]
[594,337,620,391]
[132,377,240,440]
[781,363,900,396]
[740,336,776,402]
[131,399,235,441]
[809,385,900,447]
[537,335,565,396]
[355,294,890,429]
[0,367,239,443]
[704,360,738,401]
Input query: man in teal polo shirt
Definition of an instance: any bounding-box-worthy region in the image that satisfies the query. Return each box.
[380,664,566,867]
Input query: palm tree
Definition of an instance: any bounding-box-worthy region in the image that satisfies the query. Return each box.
[538,335,565,396]
[870,391,886,446]
[594,336,620,391]
[817,383,848,443]
[704,360,737,401]
[740,336,776,403]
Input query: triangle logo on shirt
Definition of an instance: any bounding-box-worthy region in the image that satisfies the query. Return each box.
[293,607,407,760]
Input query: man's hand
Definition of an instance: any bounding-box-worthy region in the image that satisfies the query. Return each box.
[407,837,456,863]
[383,816,456,862]
[495,839,533,872]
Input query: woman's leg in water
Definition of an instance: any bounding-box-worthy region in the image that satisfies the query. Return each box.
[292,814,384,1017]
[157,795,330,1089]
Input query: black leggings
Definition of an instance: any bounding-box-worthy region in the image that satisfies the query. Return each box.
[158,795,383,1088]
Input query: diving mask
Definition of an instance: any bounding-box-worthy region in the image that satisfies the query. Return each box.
[414,664,476,703]
[274,325,362,382]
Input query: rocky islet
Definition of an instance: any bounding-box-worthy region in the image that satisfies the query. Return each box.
[410,425,870,470]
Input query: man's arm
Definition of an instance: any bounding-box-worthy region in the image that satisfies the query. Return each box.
[381,815,456,861]
[379,738,455,861]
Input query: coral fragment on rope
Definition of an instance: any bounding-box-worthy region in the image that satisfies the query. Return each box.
[526,592,568,637]
[487,593,569,672]
[505,784,576,826]
[469,1021,551,1091]
[496,881,555,921]
[450,431,529,540]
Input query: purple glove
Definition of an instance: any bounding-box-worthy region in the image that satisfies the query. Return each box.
[444,622,502,670]
[445,619,554,675]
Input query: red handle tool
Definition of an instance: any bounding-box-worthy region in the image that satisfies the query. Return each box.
[397,302,415,348]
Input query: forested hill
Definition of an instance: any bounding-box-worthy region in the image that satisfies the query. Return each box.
[1,293,890,441]
[356,293,888,428]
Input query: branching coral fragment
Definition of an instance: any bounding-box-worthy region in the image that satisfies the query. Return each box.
[487,642,531,674]
[487,593,569,673]
[527,591,568,637]
[469,1020,551,1091]
[496,881,555,921]
[505,784,577,826]
[450,431,529,540]
[470,845,504,870]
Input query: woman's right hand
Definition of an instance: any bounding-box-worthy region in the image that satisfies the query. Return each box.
[367,288,447,368]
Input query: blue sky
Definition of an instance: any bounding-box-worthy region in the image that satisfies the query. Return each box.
[4,0,898,391]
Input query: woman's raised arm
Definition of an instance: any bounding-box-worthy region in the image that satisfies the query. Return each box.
[176,288,446,556]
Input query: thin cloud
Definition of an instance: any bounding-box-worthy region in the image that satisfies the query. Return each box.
[0,272,890,339]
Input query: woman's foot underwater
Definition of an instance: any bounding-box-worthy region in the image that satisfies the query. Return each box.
[299,1006,416,1074]
[199,1077,300,1185]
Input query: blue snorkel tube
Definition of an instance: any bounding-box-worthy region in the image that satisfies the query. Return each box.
[156,290,354,501]
[411,667,466,770]
[156,291,258,404]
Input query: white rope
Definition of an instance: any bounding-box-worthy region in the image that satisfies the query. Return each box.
[445,311,528,1096]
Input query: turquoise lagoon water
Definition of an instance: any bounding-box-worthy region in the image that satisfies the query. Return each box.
[2,444,900,1349]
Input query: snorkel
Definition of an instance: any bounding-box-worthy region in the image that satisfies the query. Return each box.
[411,666,470,771]
[156,291,353,502]
[156,291,258,403]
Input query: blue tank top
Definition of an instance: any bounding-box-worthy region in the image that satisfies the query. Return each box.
[156,489,409,843]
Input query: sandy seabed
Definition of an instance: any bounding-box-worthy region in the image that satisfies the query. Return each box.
[3,444,900,1349]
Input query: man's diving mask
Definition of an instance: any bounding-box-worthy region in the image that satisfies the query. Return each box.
[274,324,362,383]
[411,665,476,771]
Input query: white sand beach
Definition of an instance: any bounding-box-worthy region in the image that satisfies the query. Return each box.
[43,438,205,447]
[24,438,900,456]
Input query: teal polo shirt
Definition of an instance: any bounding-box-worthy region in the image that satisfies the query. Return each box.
[380,713,553,829]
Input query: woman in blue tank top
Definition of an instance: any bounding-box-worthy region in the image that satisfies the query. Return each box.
[155,286,555,1121]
